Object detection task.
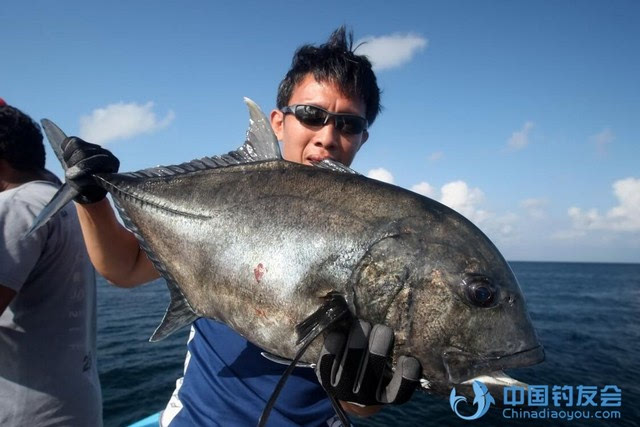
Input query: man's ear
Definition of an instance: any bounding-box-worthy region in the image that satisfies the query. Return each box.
[359,130,369,149]
[270,109,284,141]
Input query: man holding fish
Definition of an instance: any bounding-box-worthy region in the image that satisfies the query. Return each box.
[60,27,421,426]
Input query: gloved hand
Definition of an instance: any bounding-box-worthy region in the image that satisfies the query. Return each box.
[316,320,422,406]
[62,137,119,204]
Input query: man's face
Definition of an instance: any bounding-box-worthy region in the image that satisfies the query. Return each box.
[270,74,369,167]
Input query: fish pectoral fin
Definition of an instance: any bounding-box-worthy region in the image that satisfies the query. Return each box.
[260,352,315,368]
[295,292,353,348]
[258,293,352,427]
[149,284,199,342]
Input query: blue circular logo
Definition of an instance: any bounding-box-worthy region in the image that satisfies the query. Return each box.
[450,380,495,420]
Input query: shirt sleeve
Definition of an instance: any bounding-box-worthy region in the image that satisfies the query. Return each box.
[0,192,48,292]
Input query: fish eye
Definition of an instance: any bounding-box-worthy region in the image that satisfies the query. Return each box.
[463,275,498,308]
[472,285,492,303]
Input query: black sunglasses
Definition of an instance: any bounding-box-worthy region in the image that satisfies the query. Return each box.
[281,104,368,135]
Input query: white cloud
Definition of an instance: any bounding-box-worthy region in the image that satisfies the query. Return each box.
[590,128,615,154]
[367,168,395,184]
[80,101,175,144]
[565,177,640,232]
[408,178,527,244]
[551,229,587,240]
[407,179,489,224]
[398,175,638,262]
[507,121,534,151]
[440,180,490,224]
[428,151,444,162]
[355,33,427,71]
[520,198,548,219]
[487,212,521,242]
[434,180,518,241]
[411,182,435,197]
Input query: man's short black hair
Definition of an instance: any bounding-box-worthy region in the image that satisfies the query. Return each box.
[0,104,45,171]
[277,26,382,126]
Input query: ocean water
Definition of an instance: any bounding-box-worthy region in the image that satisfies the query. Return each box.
[97,262,639,426]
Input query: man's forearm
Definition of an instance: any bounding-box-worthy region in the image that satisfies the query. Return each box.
[76,199,160,287]
[341,401,382,417]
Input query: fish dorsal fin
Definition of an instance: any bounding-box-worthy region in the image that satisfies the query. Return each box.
[240,97,282,161]
[124,97,281,180]
[311,159,361,175]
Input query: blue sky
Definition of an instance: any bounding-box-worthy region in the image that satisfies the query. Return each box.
[3,1,639,263]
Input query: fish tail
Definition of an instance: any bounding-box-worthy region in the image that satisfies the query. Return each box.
[26,183,79,236]
[26,119,82,236]
[41,119,68,169]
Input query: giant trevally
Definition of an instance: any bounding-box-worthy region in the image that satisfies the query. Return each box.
[30,98,544,424]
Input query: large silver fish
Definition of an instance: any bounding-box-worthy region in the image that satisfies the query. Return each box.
[31,98,543,415]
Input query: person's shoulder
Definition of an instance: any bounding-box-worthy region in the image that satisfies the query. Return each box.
[3,181,59,207]
[0,181,62,222]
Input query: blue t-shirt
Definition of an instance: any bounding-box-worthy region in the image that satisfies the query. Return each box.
[166,319,337,427]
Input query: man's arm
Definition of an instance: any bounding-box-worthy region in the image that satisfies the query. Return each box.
[0,284,16,316]
[340,401,382,416]
[75,199,160,287]
[61,137,160,287]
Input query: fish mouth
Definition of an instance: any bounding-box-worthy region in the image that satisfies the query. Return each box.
[306,154,334,164]
[442,345,545,384]
[420,370,532,405]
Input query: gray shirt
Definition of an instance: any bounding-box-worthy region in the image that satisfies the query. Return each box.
[0,181,102,426]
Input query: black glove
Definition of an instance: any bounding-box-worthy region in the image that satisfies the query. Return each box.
[316,320,421,406]
[62,137,119,204]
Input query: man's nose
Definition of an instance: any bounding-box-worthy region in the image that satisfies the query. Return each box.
[313,121,340,151]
